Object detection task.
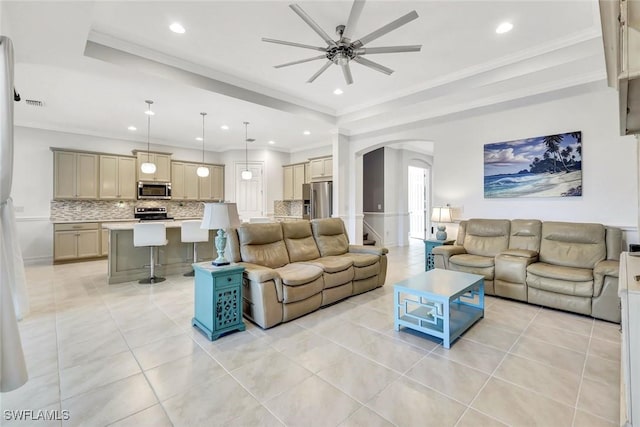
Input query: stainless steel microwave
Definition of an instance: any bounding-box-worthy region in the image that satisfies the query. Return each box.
[137,182,171,200]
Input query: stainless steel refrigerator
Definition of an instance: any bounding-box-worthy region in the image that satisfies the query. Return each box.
[302,182,332,219]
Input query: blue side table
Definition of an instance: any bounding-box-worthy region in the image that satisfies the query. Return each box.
[192,263,246,341]
[424,239,455,271]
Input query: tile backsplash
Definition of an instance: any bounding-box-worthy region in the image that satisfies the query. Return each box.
[274,200,303,216]
[50,200,206,222]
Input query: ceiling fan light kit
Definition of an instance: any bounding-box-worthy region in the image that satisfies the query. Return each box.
[262,0,422,85]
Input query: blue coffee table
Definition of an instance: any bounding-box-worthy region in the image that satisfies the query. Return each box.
[394,269,484,348]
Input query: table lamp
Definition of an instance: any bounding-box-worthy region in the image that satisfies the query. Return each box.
[201,202,241,266]
[431,206,452,240]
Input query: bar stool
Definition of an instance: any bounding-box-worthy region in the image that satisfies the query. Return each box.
[133,222,168,284]
[181,220,209,277]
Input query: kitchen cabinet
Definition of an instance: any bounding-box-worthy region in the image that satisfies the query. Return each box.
[283,165,294,200]
[101,226,109,256]
[53,150,99,199]
[283,163,306,200]
[54,223,100,262]
[305,162,311,184]
[135,151,171,182]
[199,165,225,200]
[172,162,199,200]
[309,156,332,181]
[99,155,136,199]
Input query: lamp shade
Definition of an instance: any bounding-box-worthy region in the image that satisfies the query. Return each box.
[201,202,241,230]
[431,206,452,223]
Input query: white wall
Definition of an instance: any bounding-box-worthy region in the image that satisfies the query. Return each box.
[289,145,331,164]
[349,87,638,246]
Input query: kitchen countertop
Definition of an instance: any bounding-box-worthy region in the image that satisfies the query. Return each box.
[51,217,203,224]
[102,220,196,230]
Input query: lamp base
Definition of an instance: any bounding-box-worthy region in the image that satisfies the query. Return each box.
[435,225,448,241]
[213,229,229,266]
[212,260,230,267]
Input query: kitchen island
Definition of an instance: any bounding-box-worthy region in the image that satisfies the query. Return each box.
[102,220,216,284]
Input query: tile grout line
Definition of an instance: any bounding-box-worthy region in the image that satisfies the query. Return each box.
[570,318,594,427]
[453,305,543,427]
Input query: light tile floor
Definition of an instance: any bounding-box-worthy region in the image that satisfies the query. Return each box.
[1,240,620,426]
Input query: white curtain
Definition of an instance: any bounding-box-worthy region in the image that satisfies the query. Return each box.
[0,36,28,392]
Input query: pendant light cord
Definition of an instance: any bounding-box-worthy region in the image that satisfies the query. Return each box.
[145,100,153,162]
[244,121,249,171]
[201,112,207,164]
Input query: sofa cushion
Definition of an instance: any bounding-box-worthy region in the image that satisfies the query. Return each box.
[450,254,494,268]
[275,263,323,286]
[539,222,606,269]
[237,223,290,269]
[509,219,542,252]
[342,252,379,268]
[305,256,353,273]
[526,273,593,297]
[463,219,510,257]
[527,262,593,282]
[282,221,321,262]
[312,218,349,256]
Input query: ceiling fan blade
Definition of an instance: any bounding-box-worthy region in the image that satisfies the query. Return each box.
[307,60,333,83]
[289,4,337,47]
[353,56,394,75]
[262,38,327,52]
[352,10,419,48]
[274,55,327,68]
[341,0,366,43]
[355,45,422,54]
[341,62,354,85]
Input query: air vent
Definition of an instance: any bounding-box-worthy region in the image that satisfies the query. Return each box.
[25,99,44,107]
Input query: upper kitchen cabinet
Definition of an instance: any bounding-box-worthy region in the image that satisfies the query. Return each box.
[199,165,224,200]
[53,149,99,199]
[171,162,199,200]
[99,155,136,200]
[134,150,171,182]
[309,156,332,181]
[282,163,306,200]
[600,0,640,135]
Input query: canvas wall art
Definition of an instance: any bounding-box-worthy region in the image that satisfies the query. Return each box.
[484,131,582,198]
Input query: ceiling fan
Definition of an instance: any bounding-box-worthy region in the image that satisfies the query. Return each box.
[262,0,421,85]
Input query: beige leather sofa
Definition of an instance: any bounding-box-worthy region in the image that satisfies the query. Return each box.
[226,218,388,329]
[432,219,622,322]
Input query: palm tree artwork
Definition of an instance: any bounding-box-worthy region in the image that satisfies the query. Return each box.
[484,131,582,198]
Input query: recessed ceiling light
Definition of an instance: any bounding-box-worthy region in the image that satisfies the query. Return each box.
[268,140,275,145]
[144,110,155,116]
[169,22,186,34]
[333,88,343,95]
[220,125,229,130]
[127,126,137,131]
[195,137,203,141]
[496,22,513,34]
[303,130,311,135]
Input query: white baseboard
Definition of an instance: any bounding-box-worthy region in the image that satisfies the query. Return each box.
[23,256,53,266]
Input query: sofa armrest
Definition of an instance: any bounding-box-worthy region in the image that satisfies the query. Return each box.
[432,245,466,269]
[237,262,283,302]
[594,259,619,297]
[349,244,389,256]
[500,249,538,259]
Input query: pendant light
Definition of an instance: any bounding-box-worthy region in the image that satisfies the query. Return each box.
[196,112,210,177]
[241,121,253,180]
[140,100,157,174]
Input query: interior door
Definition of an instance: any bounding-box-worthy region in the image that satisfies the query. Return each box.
[236,163,263,221]
[408,166,429,239]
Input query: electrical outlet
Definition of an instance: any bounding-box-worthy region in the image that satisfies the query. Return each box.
[377,204,382,210]
[14,206,24,213]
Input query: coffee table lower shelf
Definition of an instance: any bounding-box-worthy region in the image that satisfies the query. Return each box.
[396,302,483,347]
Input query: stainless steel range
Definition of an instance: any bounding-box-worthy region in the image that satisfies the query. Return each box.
[134,207,173,221]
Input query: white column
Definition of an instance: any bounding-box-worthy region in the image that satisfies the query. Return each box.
[332,133,362,244]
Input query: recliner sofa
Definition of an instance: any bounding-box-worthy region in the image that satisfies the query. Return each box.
[226,218,388,329]
[432,219,622,322]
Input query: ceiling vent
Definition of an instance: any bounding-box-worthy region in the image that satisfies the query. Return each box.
[25,99,44,107]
